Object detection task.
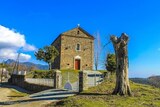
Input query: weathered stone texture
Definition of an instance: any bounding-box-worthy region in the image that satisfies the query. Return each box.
[52,27,94,70]
[53,70,62,88]
[79,71,88,92]
[52,36,61,69]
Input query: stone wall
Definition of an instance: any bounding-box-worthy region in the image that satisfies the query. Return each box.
[9,75,53,93]
[60,27,94,70]
[21,81,53,93]
[51,27,94,70]
[53,70,62,88]
[61,35,93,70]
[9,70,62,93]
[79,71,88,92]
[51,36,61,69]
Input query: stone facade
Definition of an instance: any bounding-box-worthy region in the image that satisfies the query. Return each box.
[51,27,94,70]
[52,36,61,69]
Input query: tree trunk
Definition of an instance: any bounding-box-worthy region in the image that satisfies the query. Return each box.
[49,62,52,70]
[1,68,4,83]
[110,33,132,96]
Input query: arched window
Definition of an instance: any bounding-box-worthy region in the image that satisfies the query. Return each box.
[76,44,80,51]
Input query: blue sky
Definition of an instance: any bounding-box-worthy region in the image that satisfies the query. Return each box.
[0,0,160,77]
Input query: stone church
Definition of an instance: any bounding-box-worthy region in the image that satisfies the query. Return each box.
[51,26,94,70]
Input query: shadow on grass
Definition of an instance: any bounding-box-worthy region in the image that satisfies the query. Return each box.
[49,93,112,106]
[7,95,24,97]
[78,92,110,96]
[0,82,31,94]
[0,97,60,105]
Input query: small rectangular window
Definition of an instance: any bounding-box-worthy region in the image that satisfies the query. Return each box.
[77,31,80,34]
[76,44,80,51]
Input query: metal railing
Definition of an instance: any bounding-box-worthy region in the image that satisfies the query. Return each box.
[87,74,104,87]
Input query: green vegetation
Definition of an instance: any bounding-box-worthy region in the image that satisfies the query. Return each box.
[97,70,107,73]
[148,76,160,88]
[8,88,28,100]
[60,69,79,86]
[26,70,79,86]
[47,75,160,107]
[105,53,116,74]
[26,70,53,78]
[10,88,28,96]
[0,63,12,74]
[130,76,160,88]
[26,69,107,87]
[35,45,59,70]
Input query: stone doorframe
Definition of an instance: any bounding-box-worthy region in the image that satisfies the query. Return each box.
[74,55,82,70]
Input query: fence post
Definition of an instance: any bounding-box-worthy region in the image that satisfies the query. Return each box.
[98,74,100,85]
[53,70,62,89]
[94,73,96,86]
[79,70,88,92]
[9,74,25,86]
[103,71,109,80]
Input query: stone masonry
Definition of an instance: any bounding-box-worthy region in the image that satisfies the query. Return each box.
[51,26,94,70]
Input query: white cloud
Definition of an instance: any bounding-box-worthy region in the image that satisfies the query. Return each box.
[0,49,31,61]
[0,25,36,61]
[19,53,31,61]
[0,25,25,49]
[23,44,37,51]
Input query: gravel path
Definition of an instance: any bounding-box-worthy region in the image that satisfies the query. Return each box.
[0,85,52,107]
[0,85,77,107]
[0,87,13,102]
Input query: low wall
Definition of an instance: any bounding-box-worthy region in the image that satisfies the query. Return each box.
[9,75,53,93]
[20,81,53,92]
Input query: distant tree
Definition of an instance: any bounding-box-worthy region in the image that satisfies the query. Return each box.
[18,64,27,71]
[94,32,101,70]
[0,62,9,82]
[105,53,116,74]
[28,66,37,72]
[35,46,59,70]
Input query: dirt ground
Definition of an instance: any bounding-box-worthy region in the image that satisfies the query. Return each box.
[0,87,52,107]
[3,100,52,107]
[0,87,13,102]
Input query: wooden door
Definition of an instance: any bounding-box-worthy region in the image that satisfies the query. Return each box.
[75,59,80,70]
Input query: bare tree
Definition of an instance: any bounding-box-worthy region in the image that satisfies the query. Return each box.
[94,32,101,70]
[0,62,5,83]
[110,33,132,96]
[0,68,3,83]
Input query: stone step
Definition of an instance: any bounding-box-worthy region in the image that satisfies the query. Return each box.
[31,94,75,100]
[29,89,77,101]
[30,91,78,98]
[30,89,68,96]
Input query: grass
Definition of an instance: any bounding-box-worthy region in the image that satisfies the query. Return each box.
[60,69,79,86]
[26,69,79,87]
[26,70,52,78]
[97,70,107,73]
[10,88,28,96]
[46,74,160,107]
[7,88,28,100]
[26,69,106,87]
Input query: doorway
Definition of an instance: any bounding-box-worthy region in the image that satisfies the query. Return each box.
[75,59,80,70]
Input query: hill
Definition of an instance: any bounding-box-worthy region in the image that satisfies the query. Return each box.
[148,76,160,88]
[130,76,160,88]
[5,59,48,70]
[47,75,160,107]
